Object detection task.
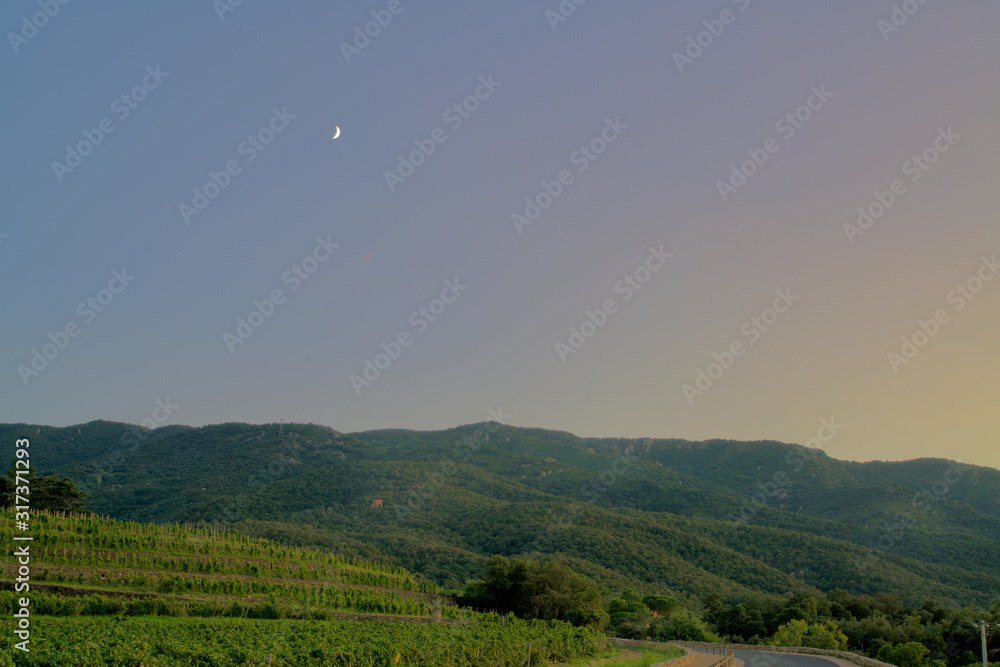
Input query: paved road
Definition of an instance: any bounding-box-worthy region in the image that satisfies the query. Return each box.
[733,650,853,667]
[688,654,733,667]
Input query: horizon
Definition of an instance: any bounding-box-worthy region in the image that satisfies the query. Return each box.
[8,416,997,471]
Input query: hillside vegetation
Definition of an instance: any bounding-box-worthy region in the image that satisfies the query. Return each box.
[0,509,438,621]
[0,510,607,666]
[4,419,1000,610]
[1,615,605,667]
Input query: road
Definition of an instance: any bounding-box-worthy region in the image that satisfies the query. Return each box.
[733,649,857,667]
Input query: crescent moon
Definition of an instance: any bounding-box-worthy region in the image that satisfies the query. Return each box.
[331,126,341,140]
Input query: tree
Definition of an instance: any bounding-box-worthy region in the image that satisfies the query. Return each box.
[876,594,904,620]
[877,642,930,667]
[1,462,90,513]
[842,613,894,653]
[772,619,810,647]
[828,588,855,621]
[650,609,721,642]
[956,651,978,667]
[528,560,606,629]
[462,554,530,614]
[608,589,652,639]
[461,555,606,629]
[703,593,725,621]
[717,603,768,641]
[643,594,680,616]
[772,619,848,650]
[776,592,822,626]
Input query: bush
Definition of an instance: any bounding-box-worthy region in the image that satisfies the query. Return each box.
[649,609,720,642]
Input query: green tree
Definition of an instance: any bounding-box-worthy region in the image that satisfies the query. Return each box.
[528,560,606,629]
[643,594,680,616]
[608,589,652,639]
[877,642,930,667]
[777,592,822,626]
[462,555,606,629]
[956,651,978,667]
[1,462,90,513]
[772,619,848,650]
[650,609,721,642]
[717,603,768,642]
[608,589,646,616]
[462,554,530,614]
[772,619,810,647]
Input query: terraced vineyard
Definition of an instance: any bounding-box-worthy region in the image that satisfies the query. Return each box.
[1,510,441,621]
[1,510,607,665]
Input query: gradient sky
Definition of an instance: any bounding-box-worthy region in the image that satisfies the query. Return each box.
[2,1,998,470]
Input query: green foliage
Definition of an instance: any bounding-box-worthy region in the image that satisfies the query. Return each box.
[609,589,648,617]
[648,608,720,642]
[705,588,998,667]
[608,589,652,639]
[642,594,679,615]
[611,646,686,667]
[0,509,438,626]
[0,615,606,666]
[710,601,768,640]
[461,555,606,629]
[771,619,849,650]
[956,652,978,667]
[7,421,1000,611]
[1,462,90,513]
[878,641,931,667]
[4,422,1000,663]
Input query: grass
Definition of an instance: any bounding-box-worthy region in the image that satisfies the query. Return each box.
[559,645,684,667]
[616,648,685,667]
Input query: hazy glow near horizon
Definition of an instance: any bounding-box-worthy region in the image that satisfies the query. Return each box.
[1,2,998,470]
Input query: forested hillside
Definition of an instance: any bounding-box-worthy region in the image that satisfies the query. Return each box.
[3,420,999,610]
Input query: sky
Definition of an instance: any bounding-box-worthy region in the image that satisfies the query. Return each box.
[2,1,998,470]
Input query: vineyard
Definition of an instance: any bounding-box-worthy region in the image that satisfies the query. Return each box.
[0,510,615,665]
[0,615,608,666]
[1,511,452,621]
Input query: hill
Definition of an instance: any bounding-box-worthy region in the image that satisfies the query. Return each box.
[0,510,607,666]
[4,420,999,609]
[0,509,438,621]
